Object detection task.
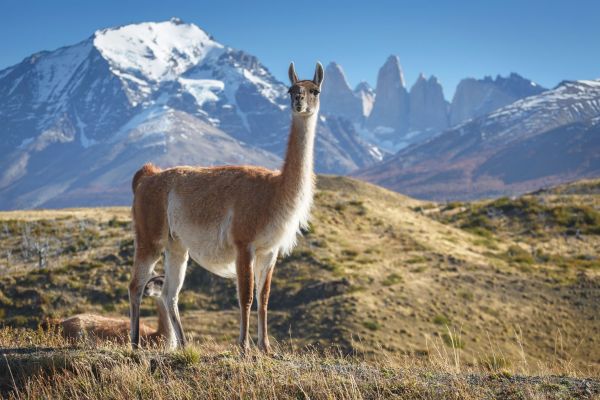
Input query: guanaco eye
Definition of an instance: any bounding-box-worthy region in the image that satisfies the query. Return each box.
[311,89,320,95]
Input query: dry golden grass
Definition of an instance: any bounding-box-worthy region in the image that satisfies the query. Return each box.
[1,176,599,398]
[0,207,131,223]
[1,327,598,399]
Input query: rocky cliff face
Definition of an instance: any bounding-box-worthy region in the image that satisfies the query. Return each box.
[408,74,448,133]
[449,73,546,126]
[308,58,546,155]
[320,63,363,122]
[366,56,410,149]
[354,81,375,117]
[362,58,452,152]
[315,116,383,174]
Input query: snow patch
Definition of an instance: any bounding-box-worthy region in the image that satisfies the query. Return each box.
[18,137,34,149]
[178,77,224,105]
[0,153,30,189]
[74,113,97,148]
[93,20,224,83]
[0,66,15,81]
[367,145,384,161]
[32,40,93,105]
[242,69,285,104]
[111,106,179,149]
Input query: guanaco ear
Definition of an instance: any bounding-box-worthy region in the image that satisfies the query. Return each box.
[143,275,165,297]
[313,62,324,88]
[288,62,299,85]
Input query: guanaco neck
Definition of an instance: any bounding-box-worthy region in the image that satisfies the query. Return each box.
[277,112,318,207]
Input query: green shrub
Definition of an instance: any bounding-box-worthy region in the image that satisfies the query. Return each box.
[442,332,464,349]
[334,202,347,212]
[172,346,201,366]
[466,227,494,239]
[342,249,358,258]
[443,202,463,211]
[433,315,450,326]
[382,273,403,286]
[504,245,534,265]
[107,217,129,229]
[362,320,381,331]
[458,290,474,301]
[461,214,494,233]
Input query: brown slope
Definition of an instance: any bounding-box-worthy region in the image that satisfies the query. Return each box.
[357,118,600,201]
[0,175,598,373]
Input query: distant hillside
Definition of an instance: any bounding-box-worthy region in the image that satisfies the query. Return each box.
[357,80,600,200]
[1,175,598,375]
[532,178,600,196]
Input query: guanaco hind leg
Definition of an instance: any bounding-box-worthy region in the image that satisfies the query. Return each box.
[129,248,161,349]
[162,238,190,348]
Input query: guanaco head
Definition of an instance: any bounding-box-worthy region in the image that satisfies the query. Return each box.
[288,62,324,116]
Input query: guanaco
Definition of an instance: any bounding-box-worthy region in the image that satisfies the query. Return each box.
[51,276,166,345]
[129,62,324,353]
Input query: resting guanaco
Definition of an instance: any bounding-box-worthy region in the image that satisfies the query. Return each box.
[53,275,166,345]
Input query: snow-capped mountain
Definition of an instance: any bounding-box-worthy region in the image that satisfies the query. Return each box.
[322,56,547,153]
[357,79,600,200]
[0,109,282,209]
[0,19,379,209]
[449,73,547,126]
[366,55,410,148]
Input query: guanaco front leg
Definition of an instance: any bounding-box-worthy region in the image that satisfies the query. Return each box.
[236,243,255,354]
[255,251,277,354]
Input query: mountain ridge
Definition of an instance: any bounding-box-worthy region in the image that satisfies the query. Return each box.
[356,79,600,200]
[0,18,589,210]
[0,19,379,209]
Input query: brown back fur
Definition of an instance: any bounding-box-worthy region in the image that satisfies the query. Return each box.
[132,163,162,193]
[132,165,286,257]
[51,313,165,345]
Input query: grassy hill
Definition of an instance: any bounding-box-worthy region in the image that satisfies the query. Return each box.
[0,175,599,398]
[1,333,598,399]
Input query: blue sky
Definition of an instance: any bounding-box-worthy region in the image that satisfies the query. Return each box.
[1,0,598,98]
